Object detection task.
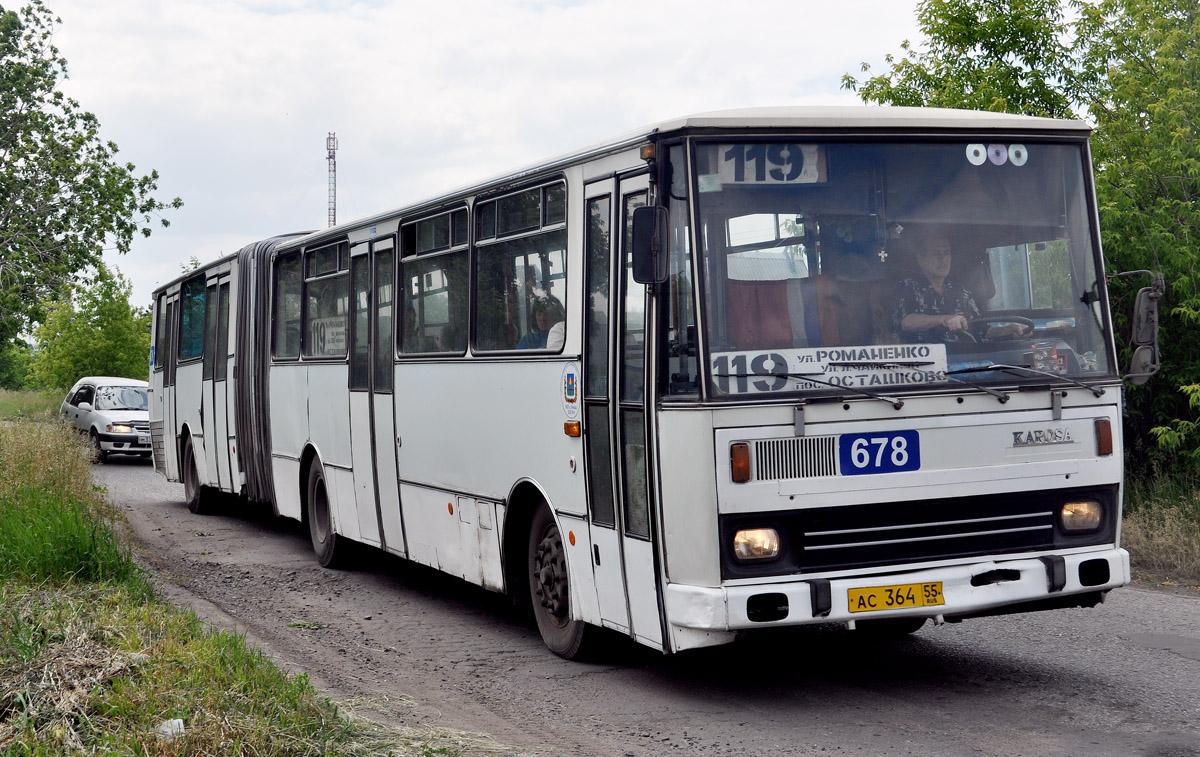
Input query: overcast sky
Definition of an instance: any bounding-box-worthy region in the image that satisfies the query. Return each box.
[47,0,922,308]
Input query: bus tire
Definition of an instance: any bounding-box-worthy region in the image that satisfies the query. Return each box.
[182,437,210,515]
[306,460,345,568]
[528,503,592,659]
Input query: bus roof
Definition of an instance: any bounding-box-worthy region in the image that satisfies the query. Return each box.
[281,106,1093,253]
[651,105,1088,133]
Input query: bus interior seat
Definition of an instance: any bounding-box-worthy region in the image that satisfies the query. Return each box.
[726,275,850,350]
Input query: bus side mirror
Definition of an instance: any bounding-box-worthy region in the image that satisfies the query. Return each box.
[1130,283,1161,346]
[1126,345,1159,385]
[631,206,669,284]
[1123,271,1164,384]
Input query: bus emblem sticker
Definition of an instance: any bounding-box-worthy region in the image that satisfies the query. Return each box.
[562,363,579,419]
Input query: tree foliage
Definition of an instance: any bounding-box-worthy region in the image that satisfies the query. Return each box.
[0,1,181,346]
[845,0,1200,470]
[1074,1,1200,462]
[28,264,149,389]
[841,0,1078,118]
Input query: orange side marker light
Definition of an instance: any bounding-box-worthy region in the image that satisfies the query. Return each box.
[1095,418,1113,456]
[731,442,751,483]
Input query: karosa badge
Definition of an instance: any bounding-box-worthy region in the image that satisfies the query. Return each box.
[1012,428,1074,447]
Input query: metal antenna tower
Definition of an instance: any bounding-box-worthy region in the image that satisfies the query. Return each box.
[326,132,338,227]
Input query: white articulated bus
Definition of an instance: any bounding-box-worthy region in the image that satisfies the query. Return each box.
[149,107,1163,658]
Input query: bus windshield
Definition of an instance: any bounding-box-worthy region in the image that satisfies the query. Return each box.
[693,139,1113,398]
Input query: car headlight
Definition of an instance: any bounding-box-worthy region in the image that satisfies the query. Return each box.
[733,528,780,561]
[108,424,134,434]
[1060,500,1103,532]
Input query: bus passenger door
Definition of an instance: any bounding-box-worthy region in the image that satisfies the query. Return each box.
[155,291,180,479]
[348,239,405,554]
[202,275,231,491]
[582,174,664,649]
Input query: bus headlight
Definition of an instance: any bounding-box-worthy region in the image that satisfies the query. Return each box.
[733,528,780,561]
[1060,500,1103,532]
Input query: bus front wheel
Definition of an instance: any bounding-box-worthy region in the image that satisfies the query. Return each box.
[528,503,592,659]
[182,438,210,515]
[306,461,345,568]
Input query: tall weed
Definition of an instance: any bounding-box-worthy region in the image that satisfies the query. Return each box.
[0,422,137,584]
[0,389,61,422]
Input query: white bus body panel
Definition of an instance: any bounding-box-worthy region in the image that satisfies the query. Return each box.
[394,358,594,602]
[349,391,382,547]
[657,388,1126,650]
[394,361,584,509]
[374,394,404,556]
[175,362,207,482]
[269,364,308,520]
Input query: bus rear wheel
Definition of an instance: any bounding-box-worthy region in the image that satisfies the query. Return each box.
[182,438,210,514]
[528,503,592,659]
[306,461,345,568]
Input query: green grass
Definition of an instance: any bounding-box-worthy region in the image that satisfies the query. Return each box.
[0,390,62,422]
[1123,473,1200,584]
[0,414,479,755]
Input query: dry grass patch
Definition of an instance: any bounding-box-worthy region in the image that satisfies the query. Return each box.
[1123,474,1200,585]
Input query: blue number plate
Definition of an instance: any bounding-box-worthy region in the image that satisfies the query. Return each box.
[839,431,921,475]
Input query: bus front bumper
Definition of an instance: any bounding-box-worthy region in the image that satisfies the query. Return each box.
[665,548,1129,635]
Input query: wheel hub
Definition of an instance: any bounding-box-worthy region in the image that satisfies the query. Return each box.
[533,526,569,626]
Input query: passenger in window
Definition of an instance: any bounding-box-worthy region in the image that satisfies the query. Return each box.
[893,234,1030,342]
[517,296,565,350]
[401,304,419,351]
[436,323,463,352]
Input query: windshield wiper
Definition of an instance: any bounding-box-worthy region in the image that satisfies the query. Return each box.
[829,360,1010,402]
[714,370,905,410]
[945,363,1105,397]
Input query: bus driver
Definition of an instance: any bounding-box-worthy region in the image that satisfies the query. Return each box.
[893,234,1030,342]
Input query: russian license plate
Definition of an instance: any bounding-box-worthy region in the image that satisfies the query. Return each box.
[848,582,944,613]
[138,434,150,445]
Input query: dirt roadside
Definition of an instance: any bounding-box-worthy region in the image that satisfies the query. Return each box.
[100,460,662,756]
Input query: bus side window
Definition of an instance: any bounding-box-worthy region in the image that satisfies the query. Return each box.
[153,294,168,369]
[400,210,468,355]
[474,183,568,353]
[178,276,206,362]
[272,253,302,359]
[303,243,349,359]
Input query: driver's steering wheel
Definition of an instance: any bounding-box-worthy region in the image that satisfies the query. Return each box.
[968,316,1036,340]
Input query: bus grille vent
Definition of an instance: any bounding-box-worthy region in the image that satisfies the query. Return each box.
[150,420,166,476]
[754,436,838,481]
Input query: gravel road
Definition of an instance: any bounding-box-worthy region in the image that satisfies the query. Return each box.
[94,456,1200,756]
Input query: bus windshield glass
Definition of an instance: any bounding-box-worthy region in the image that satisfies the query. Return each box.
[693,140,1113,398]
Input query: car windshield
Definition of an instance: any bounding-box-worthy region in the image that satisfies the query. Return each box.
[95,386,148,411]
[693,139,1113,398]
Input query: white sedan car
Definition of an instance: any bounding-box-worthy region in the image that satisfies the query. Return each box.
[60,376,151,462]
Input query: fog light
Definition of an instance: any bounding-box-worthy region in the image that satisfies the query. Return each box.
[1061,500,1102,532]
[733,528,779,561]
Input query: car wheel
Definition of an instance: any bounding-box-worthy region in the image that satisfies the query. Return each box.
[306,460,346,568]
[528,503,594,659]
[182,437,211,515]
[90,431,108,463]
